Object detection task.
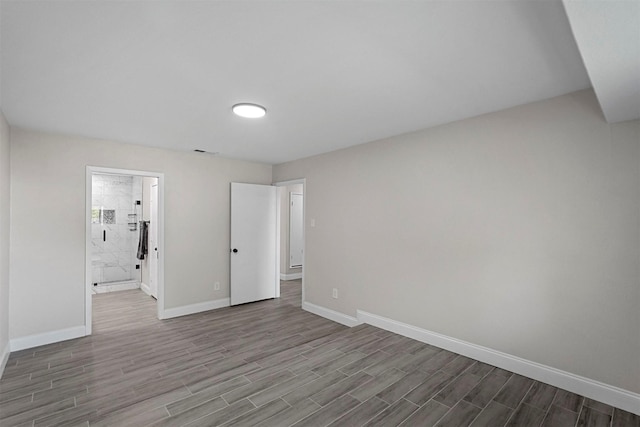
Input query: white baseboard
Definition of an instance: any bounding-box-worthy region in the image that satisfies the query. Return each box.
[357,309,640,416]
[140,282,151,296]
[0,341,10,379]
[280,272,302,280]
[302,302,361,327]
[9,326,86,352]
[161,298,230,320]
[92,281,139,294]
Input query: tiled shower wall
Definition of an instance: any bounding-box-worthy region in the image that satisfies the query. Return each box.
[91,174,143,285]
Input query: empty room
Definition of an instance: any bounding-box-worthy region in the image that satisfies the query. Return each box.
[0,1,639,426]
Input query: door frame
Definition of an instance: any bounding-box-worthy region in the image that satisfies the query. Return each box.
[149,181,159,298]
[273,178,306,304]
[85,166,166,335]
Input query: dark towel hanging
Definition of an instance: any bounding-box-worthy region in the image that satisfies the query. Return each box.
[136,221,149,260]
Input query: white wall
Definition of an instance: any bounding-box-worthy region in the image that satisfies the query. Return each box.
[0,110,10,373]
[273,89,640,394]
[9,129,272,341]
[279,183,304,276]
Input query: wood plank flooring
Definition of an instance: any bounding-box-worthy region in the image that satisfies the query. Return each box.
[1,280,638,426]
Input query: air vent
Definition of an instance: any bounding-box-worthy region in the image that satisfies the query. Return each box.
[193,149,220,155]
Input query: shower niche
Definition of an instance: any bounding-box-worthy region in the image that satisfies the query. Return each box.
[91,174,143,292]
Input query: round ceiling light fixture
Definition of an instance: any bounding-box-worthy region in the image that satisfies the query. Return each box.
[232,103,266,118]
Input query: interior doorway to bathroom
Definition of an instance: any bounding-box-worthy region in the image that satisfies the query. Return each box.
[85,167,165,335]
[90,173,144,292]
[274,179,305,305]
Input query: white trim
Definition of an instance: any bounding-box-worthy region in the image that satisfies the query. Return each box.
[155,174,166,320]
[140,282,152,296]
[0,342,10,378]
[302,302,362,327]
[275,186,281,299]
[85,167,92,335]
[10,326,86,352]
[301,180,306,305]
[273,179,305,187]
[161,298,230,320]
[280,272,303,280]
[357,309,640,416]
[92,281,139,294]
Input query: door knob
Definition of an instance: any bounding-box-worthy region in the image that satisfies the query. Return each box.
[232,248,238,253]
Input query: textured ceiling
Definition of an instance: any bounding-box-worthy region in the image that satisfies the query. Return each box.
[0,1,604,164]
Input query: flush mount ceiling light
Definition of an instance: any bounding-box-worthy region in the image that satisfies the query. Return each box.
[232,103,266,118]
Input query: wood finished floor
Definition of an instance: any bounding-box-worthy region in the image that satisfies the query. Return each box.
[1,280,638,427]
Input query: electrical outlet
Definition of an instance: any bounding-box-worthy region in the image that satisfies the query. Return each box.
[332,288,338,299]
[214,282,220,291]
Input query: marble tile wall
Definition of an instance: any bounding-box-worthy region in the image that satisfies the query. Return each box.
[91,174,143,286]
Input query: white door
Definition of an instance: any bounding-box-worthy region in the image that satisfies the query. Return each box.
[149,183,158,298]
[230,182,278,305]
[289,192,304,268]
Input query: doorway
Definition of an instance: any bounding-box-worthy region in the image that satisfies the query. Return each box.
[289,192,304,269]
[85,166,165,335]
[274,179,306,305]
[90,173,143,292]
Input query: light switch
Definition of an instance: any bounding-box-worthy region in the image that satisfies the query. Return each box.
[310,218,316,227]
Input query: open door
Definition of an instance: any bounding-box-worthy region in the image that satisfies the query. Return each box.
[230,182,278,305]
[149,182,158,298]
